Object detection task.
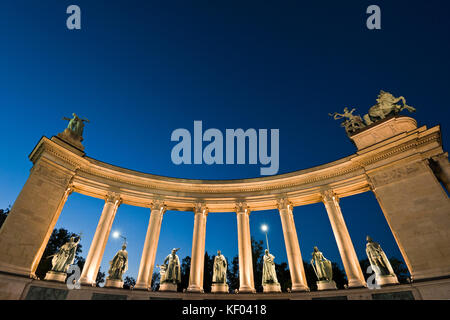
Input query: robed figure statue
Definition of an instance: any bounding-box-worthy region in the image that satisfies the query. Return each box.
[366,236,396,277]
[161,248,181,284]
[212,250,227,284]
[262,249,279,285]
[51,236,80,273]
[63,113,90,139]
[107,243,128,281]
[310,246,333,282]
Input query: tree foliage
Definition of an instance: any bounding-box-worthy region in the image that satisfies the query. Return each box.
[0,206,11,230]
[123,276,136,289]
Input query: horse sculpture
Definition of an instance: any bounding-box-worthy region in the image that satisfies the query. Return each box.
[363,90,416,125]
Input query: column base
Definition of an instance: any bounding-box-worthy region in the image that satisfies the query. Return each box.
[291,283,310,292]
[159,282,178,292]
[317,280,337,291]
[238,286,256,293]
[347,278,366,288]
[377,274,399,286]
[105,278,124,289]
[187,285,204,293]
[211,283,229,293]
[263,283,281,293]
[133,282,150,291]
[44,271,67,283]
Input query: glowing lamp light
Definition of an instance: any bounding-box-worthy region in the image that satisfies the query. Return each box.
[112,231,120,238]
[261,224,268,232]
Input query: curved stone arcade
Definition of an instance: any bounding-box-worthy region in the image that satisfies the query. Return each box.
[0,116,449,299]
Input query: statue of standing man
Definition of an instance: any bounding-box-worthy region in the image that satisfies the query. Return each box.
[366,236,399,285]
[159,248,181,292]
[105,243,128,288]
[262,249,281,292]
[212,250,227,284]
[211,250,229,293]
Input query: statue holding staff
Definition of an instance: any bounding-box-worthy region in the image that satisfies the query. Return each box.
[262,249,279,285]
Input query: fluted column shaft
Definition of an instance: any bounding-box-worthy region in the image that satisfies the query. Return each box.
[278,199,309,292]
[134,202,166,290]
[187,204,208,293]
[321,190,366,288]
[236,203,255,293]
[80,193,121,286]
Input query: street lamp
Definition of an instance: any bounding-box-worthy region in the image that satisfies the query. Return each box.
[112,231,127,244]
[261,224,270,252]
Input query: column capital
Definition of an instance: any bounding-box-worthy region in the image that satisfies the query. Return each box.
[320,189,339,203]
[150,200,167,214]
[277,198,293,212]
[235,201,250,215]
[105,192,122,206]
[194,202,209,216]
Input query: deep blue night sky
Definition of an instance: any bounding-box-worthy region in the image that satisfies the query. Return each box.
[0,1,449,283]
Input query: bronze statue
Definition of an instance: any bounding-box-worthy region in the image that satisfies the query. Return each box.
[63,113,90,139]
[107,243,128,281]
[212,250,227,284]
[363,90,416,125]
[161,248,181,284]
[310,246,333,282]
[50,236,80,273]
[329,107,366,134]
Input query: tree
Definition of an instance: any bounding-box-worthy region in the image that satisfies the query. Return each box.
[35,228,83,280]
[0,206,11,229]
[331,262,347,289]
[151,272,160,291]
[203,252,214,293]
[275,262,291,292]
[251,237,265,292]
[123,276,136,289]
[96,267,105,287]
[179,256,191,292]
[227,255,239,292]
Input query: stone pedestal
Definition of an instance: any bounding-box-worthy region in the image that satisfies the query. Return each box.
[377,275,399,286]
[317,280,337,291]
[159,282,178,292]
[105,278,124,289]
[211,283,229,293]
[263,283,281,293]
[350,116,417,150]
[44,271,67,283]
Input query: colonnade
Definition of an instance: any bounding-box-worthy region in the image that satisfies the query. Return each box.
[74,190,369,292]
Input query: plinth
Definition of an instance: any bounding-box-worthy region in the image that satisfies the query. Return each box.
[377,274,399,286]
[317,280,337,291]
[44,271,67,283]
[159,282,178,292]
[263,283,281,293]
[211,283,229,293]
[105,278,124,289]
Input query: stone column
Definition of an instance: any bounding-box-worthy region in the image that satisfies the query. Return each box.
[187,203,208,293]
[321,190,366,288]
[369,160,450,281]
[79,193,121,286]
[277,199,309,292]
[135,201,166,290]
[236,202,255,293]
[0,160,74,277]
